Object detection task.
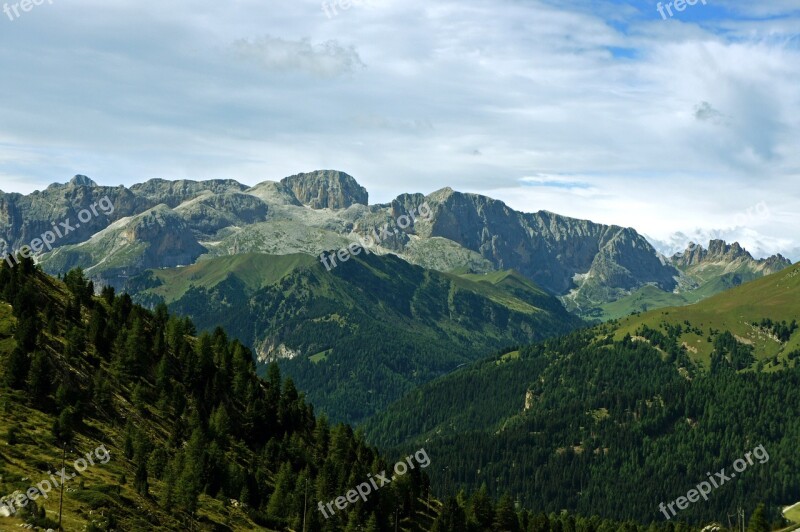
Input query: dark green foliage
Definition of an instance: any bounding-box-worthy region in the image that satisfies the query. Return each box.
[26,349,53,408]
[0,262,434,529]
[5,346,30,388]
[368,329,800,526]
[53,406,78,442]
[494,493,521,531]
[6,422,21,445]
[135,460,149,496]
[636,324,690,365]
[752,318,798,343]
[432,497,468,532]
[746,503,769,532]
[711,331,755,371]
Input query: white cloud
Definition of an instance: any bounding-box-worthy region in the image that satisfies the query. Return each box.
[232,36,365,78]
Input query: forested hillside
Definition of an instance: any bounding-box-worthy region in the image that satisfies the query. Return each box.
[0,258,433,530]
[126,252,582,424]
[365,267,800,528]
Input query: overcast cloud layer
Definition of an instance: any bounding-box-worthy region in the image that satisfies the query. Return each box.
[0,0,798,259]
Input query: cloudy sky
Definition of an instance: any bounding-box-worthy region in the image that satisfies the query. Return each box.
[0,0,798,259]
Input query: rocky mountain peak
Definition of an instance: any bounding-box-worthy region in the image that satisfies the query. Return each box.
[69,175,98,187]
[671,239,791,273]
[280,170,368,209]
[707,239,748,259]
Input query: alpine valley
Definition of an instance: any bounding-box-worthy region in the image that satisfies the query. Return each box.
[0,172,797,531]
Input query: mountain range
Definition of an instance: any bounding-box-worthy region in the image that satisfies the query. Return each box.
[1,171,789,319]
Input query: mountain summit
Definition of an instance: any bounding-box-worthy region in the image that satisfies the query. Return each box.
[280,170,368,209]
[69,174,98,187]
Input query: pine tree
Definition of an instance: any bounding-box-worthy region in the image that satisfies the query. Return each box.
[124,318,148,376]
[26,350,52,407]
[65,326,86,361]
[267,461,295,519]
[209,404,231,443]
[469,484,495,529]
[134,460,149,495]
[101,285,115,306]
[5,347,30,388]
[52,406,76,443]
[123,424,135,459]
[89,308,109,357]
[92,369,114,415]
[161,453,181,510]
[747,503,769,532]
[494,493,520,531]
[177,428,205,515]
[432,497,467,532]
[364,513,379,532]
[148,446,169,480]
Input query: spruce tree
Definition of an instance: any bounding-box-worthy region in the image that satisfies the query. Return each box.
[494,493,520,532]
[747,503,769,532]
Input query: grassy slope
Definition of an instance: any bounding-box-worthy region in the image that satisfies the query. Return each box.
[142,253,317,302]
[131,253,580,347]
[785,502,800,525]
[594,271,762,321]
[144,254,551,313]
[613,263,800,370]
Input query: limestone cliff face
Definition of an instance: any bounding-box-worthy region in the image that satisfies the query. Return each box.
[0,175,142,253]
[280,170,368,209]
[245,181,303,207]
[39,205,207,281]
[422,188,678,300]
[127,208,206,267]
[173,191,269,234]
[673,241,706,267]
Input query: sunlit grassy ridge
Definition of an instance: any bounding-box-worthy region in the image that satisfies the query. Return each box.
[140,253,317,301]
[614,263,800,369]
